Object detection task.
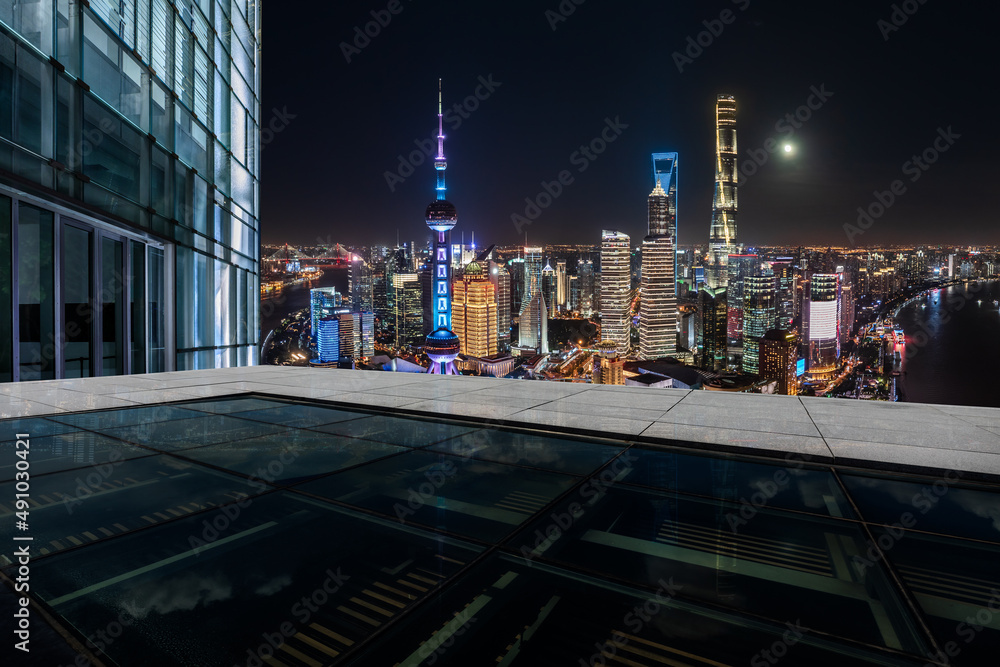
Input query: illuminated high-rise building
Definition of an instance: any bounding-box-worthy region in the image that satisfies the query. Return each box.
[452,262,497,358]
[760,329,798,395]
[542,260,557,317]
[555,259,568,310]
[600,230,631,352]
[423,81,461,374]
[726,253,759,357]
[593,341,624,385]
[392,273,422,348]
[310,287,341,340]
[770,258,796,329]
[708,95,738,289]
[698,286,727,371]
[523,246,543,302]
[742,275,777,375]
[488,260,512,353]
[577,259,596,315]
[518,275,548,353]
[316,317,340,364]
[807,273,840,378]
[640,179,677,360]
[349,255,374,312]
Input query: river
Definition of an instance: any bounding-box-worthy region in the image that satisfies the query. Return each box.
[259,268,350,343]
[897,280,1000,408]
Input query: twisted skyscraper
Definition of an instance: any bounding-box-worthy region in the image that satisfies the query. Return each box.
[708,95,738,289]
[423,81,461,374]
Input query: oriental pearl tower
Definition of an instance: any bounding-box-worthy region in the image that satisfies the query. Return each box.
[423,80,461,374]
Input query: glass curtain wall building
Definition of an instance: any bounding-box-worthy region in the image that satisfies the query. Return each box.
[0,0,261,381]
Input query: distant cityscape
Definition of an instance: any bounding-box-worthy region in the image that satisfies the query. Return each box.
[261,93,1000,401]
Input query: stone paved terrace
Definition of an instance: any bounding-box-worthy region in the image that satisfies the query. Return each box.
[2,366,999,482]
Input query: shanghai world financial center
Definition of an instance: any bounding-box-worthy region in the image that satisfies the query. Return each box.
[0,0,260,381]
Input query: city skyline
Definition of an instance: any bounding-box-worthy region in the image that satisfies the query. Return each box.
[262,1,996,248]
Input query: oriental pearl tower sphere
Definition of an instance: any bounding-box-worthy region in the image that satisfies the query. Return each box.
[424,80,461,374]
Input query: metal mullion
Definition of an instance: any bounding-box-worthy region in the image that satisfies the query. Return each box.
[11,199,19,382]
[93,229,103,377]
[54,214,63,378]
[123,238,131,376]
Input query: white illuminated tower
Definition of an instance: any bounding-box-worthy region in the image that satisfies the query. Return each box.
[424,81,461,374]
[708,95,738,288]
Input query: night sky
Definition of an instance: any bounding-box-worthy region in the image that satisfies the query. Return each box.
[261,1,998,249]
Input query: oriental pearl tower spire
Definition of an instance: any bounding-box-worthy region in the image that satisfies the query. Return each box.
[423,80,461,374]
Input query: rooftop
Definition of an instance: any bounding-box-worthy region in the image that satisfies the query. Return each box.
[2,368,999,665]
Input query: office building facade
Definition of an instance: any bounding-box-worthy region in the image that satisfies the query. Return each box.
[0,0,261,381]
[599,230,630,352]
[639,179,676,360]
[741,274,776,375]
[760,328,798,395]
[452,261,497,358]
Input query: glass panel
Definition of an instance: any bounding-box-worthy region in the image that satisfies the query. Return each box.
[130,240,145,373]
[31,492,482,666]
[310,415,477,448]
[509,483,929,654]
[14,42,48,155]
[100,236,124,376]
[430,430,623,476]
[147,246,165,372]
[0,430,151,481]
[0,31,12,141]
[0,455,267,561]
[840,471,1000,543]
[98,414,288,451]
[82,95,141,202]
[226,403,368,429]
[56,0,82,77]
[297,450,577,542]
[62,223,93,378]
[18,203,55,380]
[619,447,855,519]
[181,429,408,484]
[0,0,54,55]
[0,194,10,382]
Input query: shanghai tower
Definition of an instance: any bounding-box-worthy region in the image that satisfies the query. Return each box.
[423,81,461,374]
[708,95,738,288]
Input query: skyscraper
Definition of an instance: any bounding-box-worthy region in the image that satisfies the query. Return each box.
[423,81,461,374]
[770,258,796,329]
[708,95,738,289]
[760,329,798,395]
[523,246,543,302]
[742,275,777,375]
[349,256,374,312]
[577,258,596,315]
[518,276,548,353]
[698,286,727,371]
[807,273,840,378]
[726,253,760,354]
[555,259,568,311]
[592,341,624,385]
[640,179,677,360]
[600,230,632,352]
[392,273,423,348]
[452,262,497,358]
[488,260,512,353]
[650,153,678,239]
[0,0,260,380]
[542,260,557,317]
[310,287,341,340]
[316,318,340,364]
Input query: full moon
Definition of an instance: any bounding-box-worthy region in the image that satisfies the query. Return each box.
[783,144,793,153]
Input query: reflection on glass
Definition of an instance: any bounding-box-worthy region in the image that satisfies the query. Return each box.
[841,472,1000,544]
[0,195,11,382]
[18,203,55,380]
[101,236,124,375]
[429,430,622,476]
[510,485,928,654]
[31,493,482,666]
[298,450,577,542]
[621,447,855,519]
[148,246,165,372]
[130,240,145,373]
[873,527,1000,666]
[350,553,921,667]
[62,223,93,378]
